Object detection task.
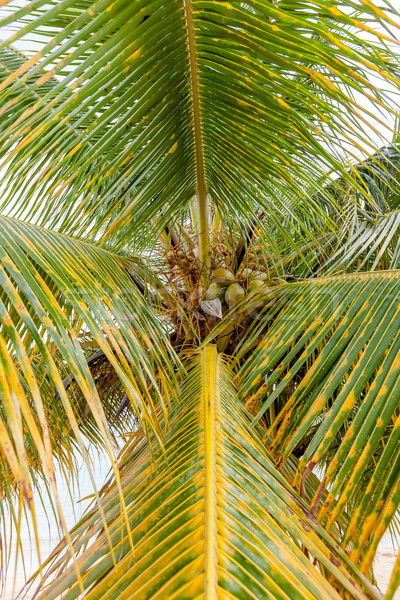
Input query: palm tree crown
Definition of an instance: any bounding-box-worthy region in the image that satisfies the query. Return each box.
[0,0,400,598]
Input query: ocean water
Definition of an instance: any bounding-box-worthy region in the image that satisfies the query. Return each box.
[1,453,112,600]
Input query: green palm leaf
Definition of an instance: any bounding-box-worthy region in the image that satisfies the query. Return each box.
[0,214,176,503]
[0,0,398,249]
[239,271,400,569]
[34,346,378,600]
[323,210,400,273]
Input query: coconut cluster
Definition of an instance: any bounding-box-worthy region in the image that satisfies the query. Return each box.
[167,249,197,271]
[206,267,268,308]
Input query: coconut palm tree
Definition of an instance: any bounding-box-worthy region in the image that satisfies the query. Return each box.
[1,0,400,598]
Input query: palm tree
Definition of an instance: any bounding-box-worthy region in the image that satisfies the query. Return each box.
[1,0,400,598]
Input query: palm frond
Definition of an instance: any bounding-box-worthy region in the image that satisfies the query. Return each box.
[0,214,177,502]
[0,1,194,249]
[322,210,400,273]
[0,1,399,252]
[33,345,378,600]
[238,271,400,566]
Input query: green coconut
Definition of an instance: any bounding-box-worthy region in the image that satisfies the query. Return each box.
[206,282,225,301]
[225,283,245,307]
[212,268,235,285]
[217,322,235,352]
[241,267,254,278]
[256,271,269,281]
[248,279,265,292]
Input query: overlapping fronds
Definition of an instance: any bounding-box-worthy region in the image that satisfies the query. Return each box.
[0,0,195,249]
[0,1,399,250]
[0,0,400,596]
[32,345,379,600]
[193,1,400,220]
[0,214,176,503]
[239,271,400,570]
[322,210,400,274]
[348,145,400,213]
[262,144,400,277]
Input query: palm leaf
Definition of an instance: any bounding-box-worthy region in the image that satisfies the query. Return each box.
[323,211,400,274]
[238,271,400,568]
[0,213,177,504]
[33,345,378,600]
[0,0,399,250]
[0,0,195,248]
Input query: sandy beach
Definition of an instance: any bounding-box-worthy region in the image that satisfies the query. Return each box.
[374,547,400,599]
